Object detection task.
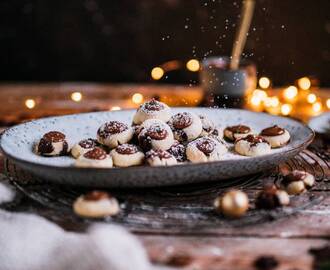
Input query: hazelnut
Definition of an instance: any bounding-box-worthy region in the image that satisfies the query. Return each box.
[214,190,249,218]
[281,170,315,195]
[255,185,290,209]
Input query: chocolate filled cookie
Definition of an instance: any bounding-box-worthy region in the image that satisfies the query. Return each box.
[35,131,69,156]
[260,125,290,148]
[168,141,187,162]
[199,115,215,136]
[110,144,144,167]
[145,149,177,166]
[73,191,120,218]
[186,137,227,163]
[71,138,98,159]
[255,185,290,209]
[97,121,133,149]
[168,112,203,143]
[75,147,113,168]
[138,120,174,151]
[281,170,315,195]
[234,135,271,157]
[133,99,171,125]
[224,125,253,141]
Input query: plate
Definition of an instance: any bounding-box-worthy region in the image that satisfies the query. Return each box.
[0,108,314,187]
[308,112,330,138]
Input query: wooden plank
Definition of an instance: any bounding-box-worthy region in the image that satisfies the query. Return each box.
[141,236,328,270]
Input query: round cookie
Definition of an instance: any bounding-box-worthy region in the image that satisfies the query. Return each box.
[71,138,98,159]
[35,131,69,156]
[133,99,171,125]
[234,135,271,157]
[260,125,290,148]
[138,120,174,151]
[168,141,187,162]
[168,112,203,143]
[224,125,253,141]
[75,147,113,168]
[199,114,215,136]
[281,170,315,195]
[255,185,290,209]
[186,137,228,163]
[97,121,133,149]
[73,191,120,218]
[110,144,144,167]
[145,149,177,166]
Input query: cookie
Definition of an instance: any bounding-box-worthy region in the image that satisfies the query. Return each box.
[35,131,69,156]
[199,114,215,136]
[255,185,290,209]
[75,147,113,168]
[281,170,315,195]
[145,149,177,166]
[186,137,228,163]
[133,99,171,125]
[234,135,271,157]
[110,144,144,167]
[168,140,187,162]
[73,191,120,218]
[224,125,252,141]
[260,125,290,148]
[168,112,203,143]
[138,120,174,151]
[97,121,133,148]
[71,138,98,159]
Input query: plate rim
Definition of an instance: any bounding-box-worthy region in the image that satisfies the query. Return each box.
[0,108,315,172]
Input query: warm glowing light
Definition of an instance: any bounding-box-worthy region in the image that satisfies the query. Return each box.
[186,59,200,72]
[264,96,280,108]
[132,93,144,104]
[71,92,82,102]
[25,99,36,109]
[281,104,292,116]
[258,77,271,89]
[312,102,322,113]
[298,77,311,90]
[250,96,262,106]
[307,93,317,103]
[111,106,121,111]
[327,99,330,109]
[151,67,164,80]
[283,86,298,100]
[252,89,268,101]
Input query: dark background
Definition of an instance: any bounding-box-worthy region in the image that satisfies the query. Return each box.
[1,0,329,86]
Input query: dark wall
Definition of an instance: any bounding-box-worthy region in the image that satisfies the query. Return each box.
[0,0,329,86]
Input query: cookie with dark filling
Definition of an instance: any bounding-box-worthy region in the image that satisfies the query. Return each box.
[224,125,252,141]
[260,125,290,148]
[145,149,177,166]
[133,99,171,125]
[75,147,113,168]
[35,131,69,156]
[168,112,203,143]
[110,144,144,167]
[234,135,271,157]
[71,138,98,159]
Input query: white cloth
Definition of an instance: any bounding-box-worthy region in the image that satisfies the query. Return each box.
[0,182,160,270]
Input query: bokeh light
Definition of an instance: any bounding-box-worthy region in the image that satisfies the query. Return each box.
[186,59,200,72]
[283,86,298,100]
[281,104,292,115]
[151,67,164,80]
[132,93,144,104]
[327,99,330,109]
[71,92,82,102]
[258,77,271,89]
[298,77,311,90]
[111,106,121,111]
[312,102,322,113]
[25,99,36,109]
[307,93,317,103]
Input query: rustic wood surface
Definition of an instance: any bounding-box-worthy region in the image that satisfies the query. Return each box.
[0,83,329,270]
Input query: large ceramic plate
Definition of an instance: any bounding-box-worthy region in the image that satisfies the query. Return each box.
[1,108,314,187]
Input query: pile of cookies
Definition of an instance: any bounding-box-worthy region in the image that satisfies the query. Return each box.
[34,99,291,168]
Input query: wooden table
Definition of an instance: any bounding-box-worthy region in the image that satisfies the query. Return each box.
[0,83,329,270]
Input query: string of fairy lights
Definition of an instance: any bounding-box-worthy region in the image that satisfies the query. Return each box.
[23,59,329,120]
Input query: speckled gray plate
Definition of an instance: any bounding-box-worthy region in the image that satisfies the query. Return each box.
[0,108,314,188]
[308,112,330,138]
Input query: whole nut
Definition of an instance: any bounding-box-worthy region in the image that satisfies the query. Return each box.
[214,190,249,218]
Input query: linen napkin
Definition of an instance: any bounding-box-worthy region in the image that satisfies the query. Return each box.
[0,181,163,270]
